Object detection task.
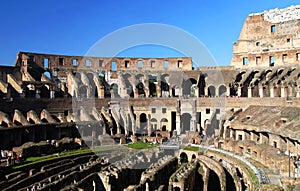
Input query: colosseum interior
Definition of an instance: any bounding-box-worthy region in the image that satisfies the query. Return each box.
[1,5,300,191]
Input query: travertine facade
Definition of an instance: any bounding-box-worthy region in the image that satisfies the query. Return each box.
[1,5,300,190]
[231,5,300,68]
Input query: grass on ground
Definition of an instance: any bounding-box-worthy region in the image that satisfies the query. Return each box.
[127,141,157,149]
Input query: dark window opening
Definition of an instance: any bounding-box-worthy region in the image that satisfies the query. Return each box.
[162,108,167,113]
[59,58,64,66]
[287,38,291,43]
[206,108,210,114]
[151,108,156,113]
[238,135,243,141]
[125,60,130,68]
[99,60,103,67]
[150,60,155,68]
[273,141,277,148]
[282,54,287,62]
[269,56,275,67]
[177,60,182,68]
[256,57,261,65]
[256,42,260,46]
[271,25,276,33]
[243,57,248,65]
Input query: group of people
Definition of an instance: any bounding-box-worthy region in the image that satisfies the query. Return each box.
[0,150,22,167]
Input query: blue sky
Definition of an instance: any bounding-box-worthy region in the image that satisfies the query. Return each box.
[0,0,299,66]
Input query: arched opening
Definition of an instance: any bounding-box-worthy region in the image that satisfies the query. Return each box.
[160,118,168,131]
[148,74,157,97]
[208,85,216,97]
[172,85,180,97]
[78,85,88,98]
[179,152,188,163]
[207,170,221,191]
[161,74,170,97]
[198,74,206,97]
[182,78,197,97]
[86,73,98,98]
[123,73,134,98]
[136,74,145,97]
[218,85,227,97]
[192,154,196,160]
[43,71,51,79]
[110,83,119,98]
[139,113,148,136]
[40,85,50,98]
[181,113,192,133]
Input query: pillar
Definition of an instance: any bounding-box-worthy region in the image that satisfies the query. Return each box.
[156,81,161,97]
[194,87,199,97]
[50,90,55,99]
[147,114,151,136]
[204,87,208,97]
[247,87,252,98]
[258,85,263,98]
[169,84,172,97]
[269,85,274,98]
[176,113,181,135]
[297,90,300,98]
[237,86,242,97]
[226,86,230,97]
[281,85,286,98]
[136,114,140,130]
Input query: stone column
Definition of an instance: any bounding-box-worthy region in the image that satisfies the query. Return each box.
[237,86,242,97]
[269,85,274,98]
[136,114,140,130]
[258,85,263,98]
[281,85,286,98]
[147,114,151,136]
[296,90,300,98]
[168,84,172,97]
[247,87,252,98]
[204,87,208,97]
[194,87,199,97]
[176,113,181,135]
[226,86,230,97]
[156,81,161,97]
[50,90,55,99]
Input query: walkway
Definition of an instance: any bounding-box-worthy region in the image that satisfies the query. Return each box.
[191,144,270,185]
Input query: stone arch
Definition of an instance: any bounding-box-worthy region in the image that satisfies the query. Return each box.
[160,118,168,131]
[182,78,197,97]
[110,83,119,98]
[218,85,227,97]
[139,113,148,135]
[172,85,180,97]
[136,74,145,97]
[148,74,158,97]
[123,73,134,97]
[161,73,170,97]
[192,154,196,160]
[208,85,216,97]
[179,152,188,163]
[43,71,51,79]
[181,113,192,133]
[78,85,88,98]
[86,72,98,98]
[40,84,50,98]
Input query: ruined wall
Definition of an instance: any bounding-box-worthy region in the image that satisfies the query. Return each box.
[231,5,300,68]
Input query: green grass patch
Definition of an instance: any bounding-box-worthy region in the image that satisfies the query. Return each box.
[127,142,157,149]
[183,146,199,152]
